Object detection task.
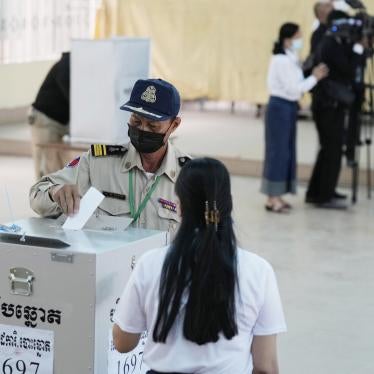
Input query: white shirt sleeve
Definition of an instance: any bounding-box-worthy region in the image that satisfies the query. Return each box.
[113,260,147,333]
[252,263,287,335]
[268,55,317,100]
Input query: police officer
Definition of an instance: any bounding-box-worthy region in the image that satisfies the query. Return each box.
[29,79,191,237]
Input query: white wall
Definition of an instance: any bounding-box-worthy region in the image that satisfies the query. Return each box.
[0,60,55,109]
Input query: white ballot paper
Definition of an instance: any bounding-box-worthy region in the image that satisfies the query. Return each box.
[62,187,104,230]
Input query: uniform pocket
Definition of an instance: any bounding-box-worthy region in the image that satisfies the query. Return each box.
[98,199,131,216]
[157,206,181,223]
[157,206,181,238]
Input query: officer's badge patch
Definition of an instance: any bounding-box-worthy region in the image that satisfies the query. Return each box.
[158,198,177,213]
[66,156,80,168]
[141,86,157,103]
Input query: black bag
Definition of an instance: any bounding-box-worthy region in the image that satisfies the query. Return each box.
[324,80,355,106]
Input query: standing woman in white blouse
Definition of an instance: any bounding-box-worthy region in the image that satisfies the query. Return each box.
[261,23,328,213]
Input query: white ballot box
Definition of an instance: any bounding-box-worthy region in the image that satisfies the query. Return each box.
[70,37,150,144]
[0,218,166,374]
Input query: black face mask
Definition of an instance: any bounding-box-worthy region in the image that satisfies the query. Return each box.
[128,124,168,154]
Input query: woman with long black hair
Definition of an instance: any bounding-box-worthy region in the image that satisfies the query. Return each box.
[113,158,286,374]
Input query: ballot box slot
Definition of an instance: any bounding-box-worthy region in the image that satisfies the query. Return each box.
[0,233,70,248]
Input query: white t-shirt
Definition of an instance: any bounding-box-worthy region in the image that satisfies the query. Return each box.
[267,50,317,101]
[145,172,155,181]
[113,246,287,374]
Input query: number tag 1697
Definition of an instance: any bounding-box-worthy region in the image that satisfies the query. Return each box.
[1,358,40,374]
[0,324,54,374]
[108,331,149,374]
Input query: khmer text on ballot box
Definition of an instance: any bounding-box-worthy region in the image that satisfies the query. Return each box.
[0,218,166,373]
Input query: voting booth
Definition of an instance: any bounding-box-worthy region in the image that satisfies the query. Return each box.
[70,37,151,145]
[0,218,165,373]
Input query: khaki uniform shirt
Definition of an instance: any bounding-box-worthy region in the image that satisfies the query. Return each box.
[29,142,191,238]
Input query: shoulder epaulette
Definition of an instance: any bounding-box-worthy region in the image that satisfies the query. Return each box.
[91,144,128,157]
[178,156,192,167]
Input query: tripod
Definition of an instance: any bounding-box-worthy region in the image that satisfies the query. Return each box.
[350,49,374,203]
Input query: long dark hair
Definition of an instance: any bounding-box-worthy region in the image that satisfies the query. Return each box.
[273,22,299,54]
[153,158,238,345]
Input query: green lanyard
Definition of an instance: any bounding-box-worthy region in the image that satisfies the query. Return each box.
[129,169,161,223]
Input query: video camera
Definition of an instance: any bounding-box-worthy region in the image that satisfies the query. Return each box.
[327,0,374,44]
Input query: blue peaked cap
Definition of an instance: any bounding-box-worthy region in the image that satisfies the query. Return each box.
[120,79,181,121]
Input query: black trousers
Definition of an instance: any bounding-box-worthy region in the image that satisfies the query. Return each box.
[306,103,346,203]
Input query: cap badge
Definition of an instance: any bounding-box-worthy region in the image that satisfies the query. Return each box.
[141,86,157,103]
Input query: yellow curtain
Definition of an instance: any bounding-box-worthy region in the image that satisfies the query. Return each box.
[95,0,374,103]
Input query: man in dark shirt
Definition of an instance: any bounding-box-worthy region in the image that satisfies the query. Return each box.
[306,11,365,209]
[303,2,333,78]
[28,52,70,178]
[311,1,333,54]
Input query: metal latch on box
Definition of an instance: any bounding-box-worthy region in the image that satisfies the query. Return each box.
[51,252,74,264]
[9,268,34,296]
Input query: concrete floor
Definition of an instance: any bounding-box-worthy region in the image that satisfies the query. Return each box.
[177,107,374,170]
[1,154,373,373]
[231,177,374,374]
[2,107,373,169]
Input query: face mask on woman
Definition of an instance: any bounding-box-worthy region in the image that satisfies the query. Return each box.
[291,38,303,52]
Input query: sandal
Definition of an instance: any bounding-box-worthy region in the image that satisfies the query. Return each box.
[281,202,292,210]
[279,198,292,210]
[265,203,289,213]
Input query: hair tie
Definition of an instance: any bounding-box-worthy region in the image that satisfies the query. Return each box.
[204,201,220,231]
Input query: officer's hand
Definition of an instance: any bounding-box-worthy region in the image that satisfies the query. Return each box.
[50,184,80,216]
[312,63,329,81]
